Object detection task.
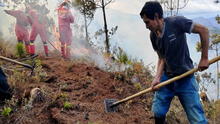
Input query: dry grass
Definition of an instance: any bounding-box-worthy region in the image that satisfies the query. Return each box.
[0,38,16,58]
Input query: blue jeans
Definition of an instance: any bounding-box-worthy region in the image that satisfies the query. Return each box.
[152,73,208,124]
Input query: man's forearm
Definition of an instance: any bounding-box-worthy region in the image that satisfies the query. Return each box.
[192,23,209,59]
[200,28,209,59]
[155,58,165,80]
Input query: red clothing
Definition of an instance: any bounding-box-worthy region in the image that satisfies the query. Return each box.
[28,9,48,42]
[58,8,74,44]
[27,9,49,56]
[5,10,29,42]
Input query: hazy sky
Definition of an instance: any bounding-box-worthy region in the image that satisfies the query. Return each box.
[0,0,219,99]
[99,0,220,100]
[101,0,220,65]
[1,0,219,65]
[108,0,220,17]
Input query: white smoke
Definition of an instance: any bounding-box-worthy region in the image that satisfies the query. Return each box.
[0,0,128,72]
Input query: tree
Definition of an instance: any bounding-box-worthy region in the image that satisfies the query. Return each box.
[195,72,216,92]
[94,0,114,54]
[73,0,114,54]
[196,33,220,99]
[160,0,189,16]
[72,0,96,42]
[214,0,220,4]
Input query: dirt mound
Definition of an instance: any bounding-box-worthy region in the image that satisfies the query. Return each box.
[1,57,153,124]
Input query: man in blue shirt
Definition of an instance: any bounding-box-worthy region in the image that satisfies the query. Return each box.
[140,1,209,124]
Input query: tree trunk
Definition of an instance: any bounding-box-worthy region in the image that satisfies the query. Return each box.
[101,0,110,53]
[83,11,89,42]
[82,0,89,42]
[216,46,219,99]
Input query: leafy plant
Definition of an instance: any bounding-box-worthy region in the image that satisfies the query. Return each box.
[113,47,131,65]
[16,42,26,58]
[133,82,142,90]
[63,101,73,109]
[1,107,12,116]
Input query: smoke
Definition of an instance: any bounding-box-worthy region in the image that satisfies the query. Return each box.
[0,0,127,72]
[67,7,113,70]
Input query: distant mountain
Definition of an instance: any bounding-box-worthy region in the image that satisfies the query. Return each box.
[89,9,220,66]
[193,17,220,33]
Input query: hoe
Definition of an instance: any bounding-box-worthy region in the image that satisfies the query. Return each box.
[104,56,220,112]
[0,55,35,73]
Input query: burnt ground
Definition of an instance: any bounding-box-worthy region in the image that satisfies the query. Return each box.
[0,56,154,124]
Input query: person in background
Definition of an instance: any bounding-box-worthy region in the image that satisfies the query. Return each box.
[4,9,30,54]
[26,4,49,57]
[140,1,209,124]
[57,2,74,59]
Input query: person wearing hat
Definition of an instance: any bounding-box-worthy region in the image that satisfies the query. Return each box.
[57,2,74,59]
[26,4,49,57]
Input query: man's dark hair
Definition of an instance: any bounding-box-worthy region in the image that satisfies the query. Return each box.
[140,1,163,20]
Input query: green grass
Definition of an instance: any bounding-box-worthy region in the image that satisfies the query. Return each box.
[63,101,73,109]
[16,42,26,58]
[1,107,12,116]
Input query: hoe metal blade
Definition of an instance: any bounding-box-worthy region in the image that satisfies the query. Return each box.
[104,99,118,112]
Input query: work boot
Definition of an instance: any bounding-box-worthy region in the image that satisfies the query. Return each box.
[43,43,49,57]
[61,44,65,58]
[65,45,71,59]
[25,45,30,54]
[24,41,30,54]
[29,41,35,55]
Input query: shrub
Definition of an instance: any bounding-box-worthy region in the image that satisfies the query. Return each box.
[1,107,12,117]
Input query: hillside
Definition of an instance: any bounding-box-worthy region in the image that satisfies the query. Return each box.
[0,54,154,124]
[0,42,219,124]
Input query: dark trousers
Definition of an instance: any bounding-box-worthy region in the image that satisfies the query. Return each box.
[0,68,11,101]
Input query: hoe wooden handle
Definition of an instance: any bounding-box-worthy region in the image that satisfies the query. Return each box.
[0,56,33,69]
[112,56,220,106]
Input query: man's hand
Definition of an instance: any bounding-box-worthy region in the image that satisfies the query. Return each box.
[151,77,160,91]
[198,58,209,71]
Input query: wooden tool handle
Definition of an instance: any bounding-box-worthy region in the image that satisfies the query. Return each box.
[112,56,220,106]
[0,56,33,69]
